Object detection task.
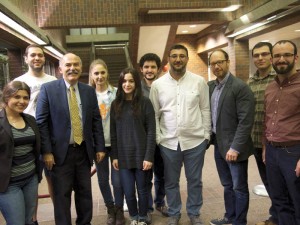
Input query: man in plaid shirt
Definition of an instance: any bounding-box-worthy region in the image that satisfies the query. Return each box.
[248,42,277,225]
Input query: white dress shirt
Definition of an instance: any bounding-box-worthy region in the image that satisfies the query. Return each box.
[149,71,211,151]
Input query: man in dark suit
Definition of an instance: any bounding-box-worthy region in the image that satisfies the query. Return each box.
[208,49,255,225]
[36,53,105,225]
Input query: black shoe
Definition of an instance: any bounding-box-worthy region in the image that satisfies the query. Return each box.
[156,205,169,217]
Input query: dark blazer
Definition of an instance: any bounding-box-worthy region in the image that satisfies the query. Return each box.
[36,79,105,166]
[0,109,41,192]
[208,74,255,162]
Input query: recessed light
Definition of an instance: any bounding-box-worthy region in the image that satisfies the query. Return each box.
[221,5,241,12]
[295,30,300,32]
[189,25,197,28]
[261,40,270,42]
[182,30,188,33]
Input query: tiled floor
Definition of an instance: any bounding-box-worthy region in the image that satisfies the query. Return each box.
[1,146,271,224]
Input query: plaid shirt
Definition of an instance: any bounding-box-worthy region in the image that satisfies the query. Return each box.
[248,70,276,148]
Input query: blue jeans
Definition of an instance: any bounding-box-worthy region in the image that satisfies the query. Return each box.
[160,140,206,218]
[95,147,124,207]
[254,148,277,223]
[119,168,150,221]
[147,145,166,211]
[266,143,300,225]
[214,144,249,225]
[0,174,38,225]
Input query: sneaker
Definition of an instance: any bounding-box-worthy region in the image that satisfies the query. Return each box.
[156,205,169,217]
[210,217,232,225]
[138,221,148,225]
[190,216,204,225]
[146,211,152,224]
[130,219,138,225]
[168,216,180,225]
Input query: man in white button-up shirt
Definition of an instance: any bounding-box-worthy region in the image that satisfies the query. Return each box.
[149,44,211,225]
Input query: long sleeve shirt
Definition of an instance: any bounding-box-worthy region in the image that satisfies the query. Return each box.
[264,72,300,142]
[149,71,211,151]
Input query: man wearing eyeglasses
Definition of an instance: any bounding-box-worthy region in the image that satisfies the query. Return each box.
[150,44,211,225]
[248,42,277,225]
[208,49,255,225]
[264,40,300,225]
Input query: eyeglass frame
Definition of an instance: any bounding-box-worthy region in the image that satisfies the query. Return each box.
[209,59,228,67]
[272,53,295,60]
[253,52,271,58]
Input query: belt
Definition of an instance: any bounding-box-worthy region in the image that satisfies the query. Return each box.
[69,141,85,148]
[268,140,300,148]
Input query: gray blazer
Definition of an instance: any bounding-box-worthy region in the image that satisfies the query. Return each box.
[208,74,255,162]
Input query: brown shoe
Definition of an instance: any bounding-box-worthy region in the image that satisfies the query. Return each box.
[115,206,126,225]
[156,205,169,217]
[106,204,116,225]
[266,220,278,225]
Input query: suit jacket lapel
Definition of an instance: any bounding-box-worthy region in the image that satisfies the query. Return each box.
[78,82,86,127]
[58,79,70,120]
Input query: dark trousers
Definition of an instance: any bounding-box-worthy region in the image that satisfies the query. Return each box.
[214,143,249,225]
[147,145,166,211]
[266,143,300,225]
[254,148,277,223]
[120,168,150,220]
[51,145,92,225]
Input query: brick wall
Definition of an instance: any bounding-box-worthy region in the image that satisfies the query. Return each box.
[7,49,24,80]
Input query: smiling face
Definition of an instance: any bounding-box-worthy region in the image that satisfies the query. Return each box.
[252,46,272,72]
[6,90,30,114]
[140,60,159,81]
[122,73,136,100]
[59,53,82,85]
[91,64,109,88]
[24,47,45,73]
[272,42,298,76]
[168,48,189,75]
[209,51,230,81]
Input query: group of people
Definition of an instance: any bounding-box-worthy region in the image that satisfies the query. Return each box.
[0,39,299,225]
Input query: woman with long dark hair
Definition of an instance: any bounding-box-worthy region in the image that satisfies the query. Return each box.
[0,81,41,225]
[111,68,156,225]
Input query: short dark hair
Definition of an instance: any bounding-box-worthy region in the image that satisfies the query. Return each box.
[272,40,297,55]
[139,53,161,69]
[208,49,229,64]
[1,81,31,106]
[252,42,272,56]
[169,44,189,57]
[24,44,44,57]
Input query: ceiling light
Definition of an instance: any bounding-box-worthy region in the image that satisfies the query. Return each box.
[227,22,267,38]
[0,12,47,45]
[182,30,188,33]
[295,30,300,32]
[261,40,270,42]
[267,15,276,21]
[44,46,63,58]
[222,5,242,12]
[189,25,197,28]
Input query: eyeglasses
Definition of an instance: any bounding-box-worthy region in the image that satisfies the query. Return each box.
[210,60,227,67]
[273,53,294,60]
[253,52,271,58]
[169,54,187,60]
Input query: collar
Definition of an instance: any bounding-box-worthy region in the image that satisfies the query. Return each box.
[250,69,276,81]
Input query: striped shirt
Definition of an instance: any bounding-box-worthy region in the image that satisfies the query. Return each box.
[248,70,276,148]
[10,122,36,183]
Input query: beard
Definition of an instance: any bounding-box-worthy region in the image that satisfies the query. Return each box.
[30,65,43,73]
[273,61,294,74]
[145,75,156,81]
